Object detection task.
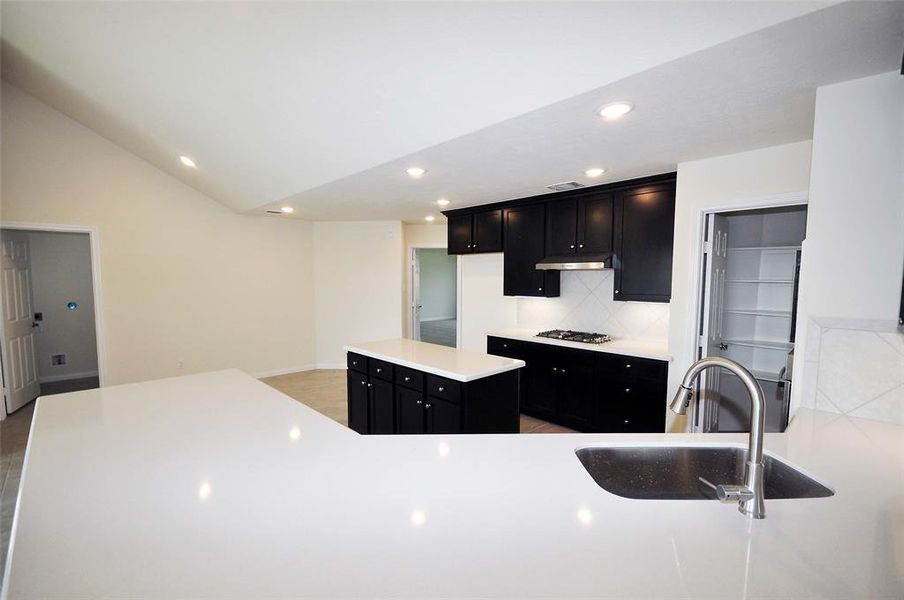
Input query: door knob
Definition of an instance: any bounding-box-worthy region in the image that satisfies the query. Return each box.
[719,343,729,350]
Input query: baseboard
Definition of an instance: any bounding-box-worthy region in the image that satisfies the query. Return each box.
[39,370,99,384]
[253,364,317,378]
[315,363,348,370]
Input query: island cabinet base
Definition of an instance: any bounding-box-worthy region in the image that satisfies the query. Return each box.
[346,352,520,435]
[487,336,667,433]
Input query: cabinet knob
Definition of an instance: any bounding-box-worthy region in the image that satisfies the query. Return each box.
[416,400,423,405]
[352,361,357,366]
[561,369,566,374]
[404,376,410,382]
[624,419,630,424]
[473,242,478,248]
[425,403,432,409]
[579,244,584,248]
[502,344,508,348]
[376,368,382,373]
[360,381,366,386]
[538,287,543,291]
[625,388,631,393]
[615,290,620,294]
[467,244,472,248]
[570,244,575,249]
[367,383,373,388]
[438,386,445,392]
[625,364,632,368]
[552,367,558,372]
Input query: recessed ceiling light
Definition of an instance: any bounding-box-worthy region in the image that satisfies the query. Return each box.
[436,198,450,207]
[280,206,294,214]
[585,168,606,178]
[425,215,436,222]
[406,167,427,178]
[598,102,633,121]
[179,155,197,168]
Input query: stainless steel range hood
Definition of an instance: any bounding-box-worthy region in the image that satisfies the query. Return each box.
[535,252,613,271]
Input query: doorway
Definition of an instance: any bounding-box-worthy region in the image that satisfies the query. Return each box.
[695,204,807,433]
[1,227,102,416]
[411,248,457,348]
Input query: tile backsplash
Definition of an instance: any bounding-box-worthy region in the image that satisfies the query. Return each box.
[516,270,669,343]
[800,317,904,425]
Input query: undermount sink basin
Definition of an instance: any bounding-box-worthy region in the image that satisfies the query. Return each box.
[576,446,834,500]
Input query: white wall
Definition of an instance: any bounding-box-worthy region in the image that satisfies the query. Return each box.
[417,249,456,320]
[21,231,99,381]
[795,71,904,410]
[312,221,403,367]
[0,82,317,384]
[458,253,516,352]
[669,140,813,431]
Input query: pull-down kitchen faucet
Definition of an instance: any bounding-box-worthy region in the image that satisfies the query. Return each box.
[670,356,767,519]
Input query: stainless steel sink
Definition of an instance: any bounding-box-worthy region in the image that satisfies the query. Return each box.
[575,446,834,500]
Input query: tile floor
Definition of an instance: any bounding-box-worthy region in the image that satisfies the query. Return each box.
[0,370,570,581]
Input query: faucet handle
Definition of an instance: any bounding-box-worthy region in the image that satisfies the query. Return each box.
[715,485,754,504]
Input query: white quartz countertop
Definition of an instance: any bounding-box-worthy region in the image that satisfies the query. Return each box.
[487,327,673,361]
[344,338,524,382]
[4,370,903,599]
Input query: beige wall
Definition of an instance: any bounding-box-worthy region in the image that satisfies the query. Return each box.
[458,253,516,352]
[401,223,447,338]
[668,140,813,430]
[312,221,403,367]
[22,231,98,381]
[1,82,316,384]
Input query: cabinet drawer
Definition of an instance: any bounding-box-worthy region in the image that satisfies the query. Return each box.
[607,380,665,405]
[486,336,526,359]
[396,365,424,392]
[369,358,394,382]
[610,355,667,382]
[426,374,461,403]
[347,352,368,373]
[597,403,665,433]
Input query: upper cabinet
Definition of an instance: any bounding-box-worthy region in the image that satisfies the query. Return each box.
[613,181,676,302]
[503,204,560,297]
[447,209,503,255]
[546,193,613,256]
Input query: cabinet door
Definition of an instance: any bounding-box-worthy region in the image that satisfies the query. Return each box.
[613,184,676,302]
[426,396,461,433]
[545,198,578,257]
[447,214,473,255]
[473,209,503,253]
[347,371,370,434]
[503,205,560,297]
[523,347,557,418]
[371,378,395,434]
[397,386,426,434]
[577,193,613,254]
[555,361,596,430]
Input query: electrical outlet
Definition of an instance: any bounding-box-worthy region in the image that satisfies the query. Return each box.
[176,359,184,370]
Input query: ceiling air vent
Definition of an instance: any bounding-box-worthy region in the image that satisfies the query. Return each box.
[546,181,585,192]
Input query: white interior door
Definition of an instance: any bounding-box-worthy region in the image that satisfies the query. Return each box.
[699,214,729,432]
[1,231,40,413]
[411,250,422,341]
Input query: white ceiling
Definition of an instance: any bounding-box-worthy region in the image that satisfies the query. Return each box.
[1,1,837,215]
[269,1,903,222]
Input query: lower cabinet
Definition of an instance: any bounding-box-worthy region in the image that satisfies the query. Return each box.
[487,336,667,433]
[347,352,520,435]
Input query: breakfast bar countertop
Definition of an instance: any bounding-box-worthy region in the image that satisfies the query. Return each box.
[344,338,525,382]
[3,369,902,599]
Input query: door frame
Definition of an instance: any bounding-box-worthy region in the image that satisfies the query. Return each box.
[685,191,808,431]
[0,222,108,416]
[406,243,450,342]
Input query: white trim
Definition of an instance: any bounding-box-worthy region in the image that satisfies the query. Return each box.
[0,222,109,394]
[315,363,347,370]
[419,316,456,322]
[406,243,448,341]
[455,255,463,349]
[684,191,809,432]
[38,370,99,384]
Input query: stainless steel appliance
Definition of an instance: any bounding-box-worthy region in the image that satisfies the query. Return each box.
[536,329,612,344]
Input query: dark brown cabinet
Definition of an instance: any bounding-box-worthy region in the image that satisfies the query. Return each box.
[487,336,667,433]
[347,352,520,434]
[447,209,503,255]
[613,182,676,302]
[503,204,560,297]
[545,193,613,257]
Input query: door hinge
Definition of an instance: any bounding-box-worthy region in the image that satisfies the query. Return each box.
[703,241,713,254]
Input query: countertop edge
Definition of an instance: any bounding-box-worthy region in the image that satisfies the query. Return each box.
[343,344,525,383]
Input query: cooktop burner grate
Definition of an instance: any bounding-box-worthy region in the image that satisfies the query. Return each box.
[536,329,612,344]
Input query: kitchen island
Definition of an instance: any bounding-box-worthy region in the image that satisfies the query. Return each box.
[3,369,903,599]
[344,338,524,435]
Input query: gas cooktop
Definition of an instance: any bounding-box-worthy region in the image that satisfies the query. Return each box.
[536,330,612,344]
